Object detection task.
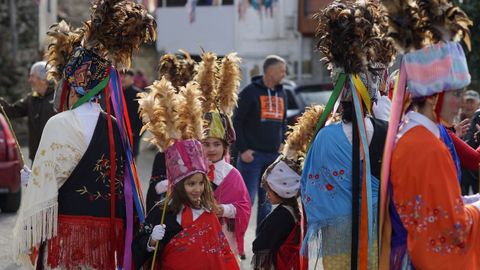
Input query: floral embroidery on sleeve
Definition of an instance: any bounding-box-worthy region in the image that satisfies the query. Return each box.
[395,195,473,254]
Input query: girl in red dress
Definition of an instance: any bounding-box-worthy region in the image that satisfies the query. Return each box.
[133,74,239,270]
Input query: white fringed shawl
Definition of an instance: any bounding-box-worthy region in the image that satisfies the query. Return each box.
[12,110,88,266]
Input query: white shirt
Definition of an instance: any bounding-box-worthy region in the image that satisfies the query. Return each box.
[72,102,102,145]
[398,111,440,141]
[342,116,375,145]
[372,95,392,122]
[176,206,206,224]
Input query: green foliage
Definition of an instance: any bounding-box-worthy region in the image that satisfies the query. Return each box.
[457,0,480,90]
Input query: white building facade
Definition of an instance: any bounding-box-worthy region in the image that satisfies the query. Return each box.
[155,0,329,86]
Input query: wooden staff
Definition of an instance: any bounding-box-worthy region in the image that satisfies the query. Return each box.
[150,191,169,270]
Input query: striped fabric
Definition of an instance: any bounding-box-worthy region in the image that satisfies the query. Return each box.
[403,42,470,97]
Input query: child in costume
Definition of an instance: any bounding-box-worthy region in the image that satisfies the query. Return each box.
[12,0,156,268]
[197,52,252,259]
[133,77,239,270]
[378,0,480,269]
[252,105,324,270]
[146,51,197,212]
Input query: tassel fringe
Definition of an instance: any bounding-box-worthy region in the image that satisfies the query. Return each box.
[13,198,58,263]
[46,215,124,269]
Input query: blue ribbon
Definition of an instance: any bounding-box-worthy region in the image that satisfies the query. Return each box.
[350,76,374,251]
[109,68,145,222]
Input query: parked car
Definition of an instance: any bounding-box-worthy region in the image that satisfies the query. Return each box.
[285,82,334,125]
[0,113,21,213]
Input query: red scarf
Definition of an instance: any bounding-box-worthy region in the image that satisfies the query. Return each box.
[207,163,215,182]
[161,210,239,270]
[181,205,193,227]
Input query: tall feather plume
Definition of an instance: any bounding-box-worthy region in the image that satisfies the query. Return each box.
[157,50,198,91]
[177,81,204,140]
[137,77,180,151]
[381,0,472,52]
[177,49,198,88]
[83,0,157,67]
[417,0,472,50]
[217,53,241,116]
[365,2,397,65]
[45,20,84,81]
[195,52,219,113]
[314,1,395,74]
[381,0,424,53]
[157,53,179,88]
[283,105,325,162]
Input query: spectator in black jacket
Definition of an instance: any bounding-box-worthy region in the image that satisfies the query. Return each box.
[233,55,287,233]
[462,90,480,194]
[0,61,56,162]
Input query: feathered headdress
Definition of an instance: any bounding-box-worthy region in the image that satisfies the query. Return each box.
[382,0,472,53]
[217,53,242,117]
[157,50,197,90]
[196,52,219,113]
[283,105,325,170]
[137,78,181,151]
[46,0,156,94]
[138,77,208,186]
[138,77,204,151]
[315,0,396,76]
[197,51,241,145]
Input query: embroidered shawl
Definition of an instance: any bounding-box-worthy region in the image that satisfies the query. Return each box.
[301,123,379,260]
[12,111,87,266]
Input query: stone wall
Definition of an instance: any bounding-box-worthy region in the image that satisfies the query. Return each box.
[0,0,41,143]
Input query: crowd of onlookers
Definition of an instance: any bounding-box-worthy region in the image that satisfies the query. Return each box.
[458,90,480,194]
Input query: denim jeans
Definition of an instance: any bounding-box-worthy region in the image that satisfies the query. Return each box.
[237,151,278,234]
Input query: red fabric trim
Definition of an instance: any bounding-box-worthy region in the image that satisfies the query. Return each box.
[116,71,134,147]
[59,81,69,112]
[47,215,124,269]
[435,92,445,123]
[208,164,215,182]
[181,206,194,227]
[104,85,118,260]
[447,128,480,170]
[276,224,301,270]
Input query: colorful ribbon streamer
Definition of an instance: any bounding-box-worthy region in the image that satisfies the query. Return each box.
[307,73,346,152]
[350,76,374,261]
[379,64,407,270]
[107,68,146,270]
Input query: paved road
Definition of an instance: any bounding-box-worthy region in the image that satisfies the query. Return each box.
[0,144,261,269]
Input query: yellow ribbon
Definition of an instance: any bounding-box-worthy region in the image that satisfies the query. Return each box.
[352,74,372,114]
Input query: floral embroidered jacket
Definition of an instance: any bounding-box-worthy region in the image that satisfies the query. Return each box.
[391,125,480,269]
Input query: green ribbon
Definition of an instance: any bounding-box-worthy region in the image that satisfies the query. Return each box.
[72,76,110,109]
[306,73,346,152]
